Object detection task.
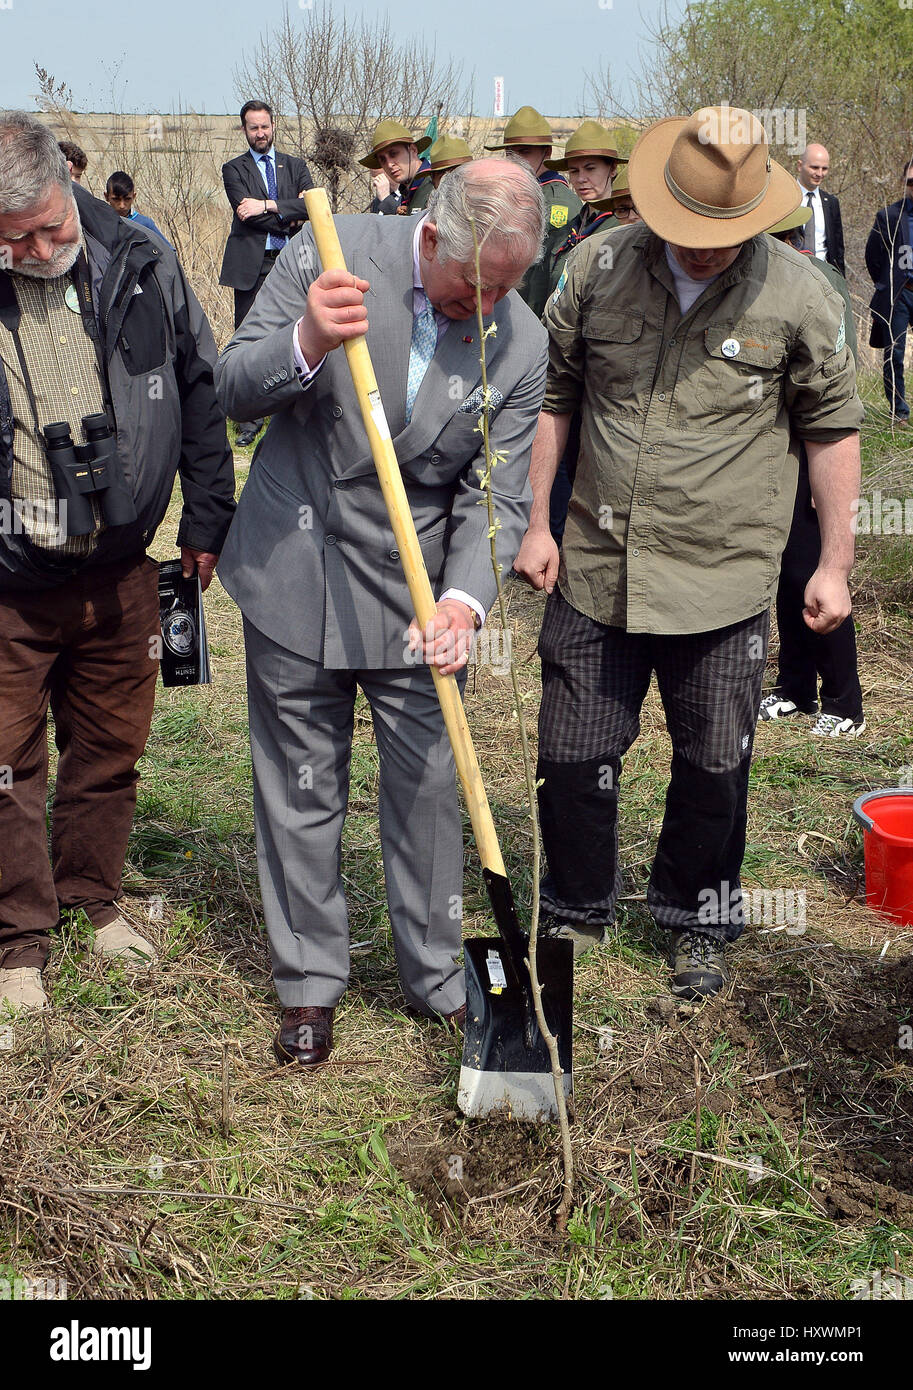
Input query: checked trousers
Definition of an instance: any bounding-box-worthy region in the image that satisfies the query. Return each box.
[536,587,770,943]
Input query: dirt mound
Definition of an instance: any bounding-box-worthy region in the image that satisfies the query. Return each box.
[390,1116,559,1217]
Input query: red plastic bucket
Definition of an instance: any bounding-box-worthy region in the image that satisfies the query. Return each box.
[853,789,913,926]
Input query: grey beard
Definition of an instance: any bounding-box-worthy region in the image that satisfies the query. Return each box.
[12,197,83,280]
[13,237,83,279]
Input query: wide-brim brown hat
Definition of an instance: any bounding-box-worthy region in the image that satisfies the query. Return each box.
[485,105,552,150]
[766,204,813,236]
[428,135,473,173]
[360,120,432,169]
[544,120,629,171]
[627,107,800,249]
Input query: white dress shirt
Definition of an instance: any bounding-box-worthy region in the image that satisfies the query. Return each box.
[797,180,827,260]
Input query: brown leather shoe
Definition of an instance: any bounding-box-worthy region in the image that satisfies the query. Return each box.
[273,1006,334,1066]
[443,1003,466,1032]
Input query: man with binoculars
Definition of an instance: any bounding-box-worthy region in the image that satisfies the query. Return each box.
[0,111,236,1011]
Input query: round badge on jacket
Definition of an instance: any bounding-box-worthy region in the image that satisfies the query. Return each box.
[721,338,741,358]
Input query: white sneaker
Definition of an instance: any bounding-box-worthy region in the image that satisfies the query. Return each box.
[759,693,804,722]
[0,967,48,1011]
[811,713,866,739]
[91,916,158,971]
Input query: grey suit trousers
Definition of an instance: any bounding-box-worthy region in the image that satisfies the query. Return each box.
[243,617,466,1016]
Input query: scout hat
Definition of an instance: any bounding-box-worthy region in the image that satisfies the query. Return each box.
[427,134,473,173]
[608,165,631,204]
[360,120,432,169]
[544,120,629,171]
[485,105,552,150]
[627,105,800,248]
[765,204,813,236]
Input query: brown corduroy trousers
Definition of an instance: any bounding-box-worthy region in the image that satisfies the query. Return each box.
[0,554,160,969]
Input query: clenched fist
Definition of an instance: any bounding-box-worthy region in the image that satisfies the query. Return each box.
[296,268,371,369]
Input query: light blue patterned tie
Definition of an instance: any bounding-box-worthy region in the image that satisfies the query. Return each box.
[405,297,437,424]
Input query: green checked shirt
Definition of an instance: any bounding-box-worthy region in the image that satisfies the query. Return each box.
[0,267,106,555]
[543,223,864,634]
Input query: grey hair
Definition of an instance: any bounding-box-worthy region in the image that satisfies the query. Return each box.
[0,110,72,214]
[426,162,546,270]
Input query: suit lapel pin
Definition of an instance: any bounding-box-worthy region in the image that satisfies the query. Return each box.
[462,335,473,343]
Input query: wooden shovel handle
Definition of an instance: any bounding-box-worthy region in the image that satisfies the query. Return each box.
[303,188,506,878]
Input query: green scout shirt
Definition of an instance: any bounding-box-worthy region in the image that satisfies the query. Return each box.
[548,207,620,306]
[407,174,432,214]
[519,175,583,319]
[543,223,864,635]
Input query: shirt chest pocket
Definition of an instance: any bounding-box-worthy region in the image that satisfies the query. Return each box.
[582,308,645,398]
[691,325,788,426]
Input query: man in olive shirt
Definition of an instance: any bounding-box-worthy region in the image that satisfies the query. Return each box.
[513,107,863,999]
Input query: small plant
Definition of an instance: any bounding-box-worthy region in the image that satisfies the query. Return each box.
[468,214,574,1228]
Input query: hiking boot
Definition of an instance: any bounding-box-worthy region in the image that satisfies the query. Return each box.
[758,693,813,722]
[0,967,48,1012]
[811,713,866,740]
[540,915,607,960]
[671,931,728,1000]
[91,916,158,971]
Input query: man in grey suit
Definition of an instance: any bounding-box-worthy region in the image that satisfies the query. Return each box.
[215,159,548,1066]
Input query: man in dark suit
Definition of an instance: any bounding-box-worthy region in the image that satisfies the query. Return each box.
[214,159,548,1067]
[796,144,845,277]
[866,162,913,425]
[219,101,314,445]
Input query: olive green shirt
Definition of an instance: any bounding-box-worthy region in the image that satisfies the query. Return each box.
[543,224,864,635]
[519,176,583,319]
[407,175,432,213]
[801,253,857,364]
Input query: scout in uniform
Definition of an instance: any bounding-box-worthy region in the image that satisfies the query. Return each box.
[486,105,582,316]
[545,120,628,302]
[607,166,641,225]
[426,134,473,189]
[362,120,433,215]
[513,106,863,998]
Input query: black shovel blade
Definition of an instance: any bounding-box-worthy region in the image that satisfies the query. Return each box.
[458,933,574,1122]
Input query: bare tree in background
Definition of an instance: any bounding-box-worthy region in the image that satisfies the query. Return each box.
[31,63,234,346]
[232,1,473,210]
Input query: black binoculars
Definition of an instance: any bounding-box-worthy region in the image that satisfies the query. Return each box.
[43,413,137,537]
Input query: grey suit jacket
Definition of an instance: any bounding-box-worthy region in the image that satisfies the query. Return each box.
[215,214,548,668]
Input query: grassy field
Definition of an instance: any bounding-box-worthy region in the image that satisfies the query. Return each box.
[1,371,912,1301]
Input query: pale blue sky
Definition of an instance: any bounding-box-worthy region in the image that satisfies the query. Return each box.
[3,0,670,118]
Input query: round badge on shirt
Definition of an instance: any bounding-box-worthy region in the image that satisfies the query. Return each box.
[64,284,81,313]
[721,338,741,358]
